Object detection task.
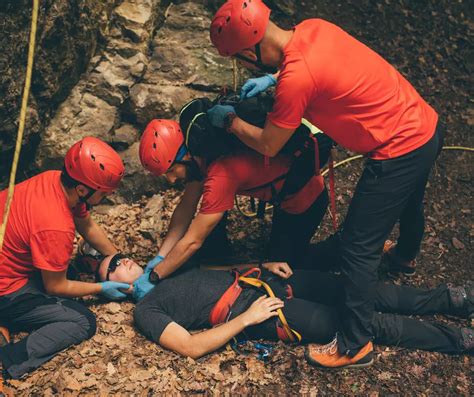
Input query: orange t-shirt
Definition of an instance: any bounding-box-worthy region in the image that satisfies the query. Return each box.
[0,171,88,295]
[199,151,324,215]
[268,19,438,160]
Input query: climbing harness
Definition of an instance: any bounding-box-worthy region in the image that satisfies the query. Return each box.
[209,267,302,343]
[0,0,39,252]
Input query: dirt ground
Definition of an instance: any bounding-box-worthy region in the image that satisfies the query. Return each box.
[3,0,473,395]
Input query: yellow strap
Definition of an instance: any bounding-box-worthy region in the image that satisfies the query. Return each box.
[0,0,39,252]
[239,276,302,343]
[185,112,206,147]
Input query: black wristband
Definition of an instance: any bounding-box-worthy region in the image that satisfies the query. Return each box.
[148,270,161,285]
[224,112,237,133]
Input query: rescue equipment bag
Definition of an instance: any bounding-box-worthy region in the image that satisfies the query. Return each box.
[178,92,334,205]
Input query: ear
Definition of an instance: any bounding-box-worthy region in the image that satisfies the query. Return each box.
[75,184,90,197]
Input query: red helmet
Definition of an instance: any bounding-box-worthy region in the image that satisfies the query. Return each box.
[64,137,124,193]
[139,119,184,176]
[210,0,271,57]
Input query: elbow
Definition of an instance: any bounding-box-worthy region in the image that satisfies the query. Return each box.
[183,344,206,360]
[262,145,279,158]
[44,284,63,296]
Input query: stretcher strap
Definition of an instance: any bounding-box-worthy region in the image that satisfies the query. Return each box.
[238,276,302,343]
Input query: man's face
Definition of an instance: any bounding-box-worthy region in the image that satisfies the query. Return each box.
[164,163,188,185]
[98,255,144,284]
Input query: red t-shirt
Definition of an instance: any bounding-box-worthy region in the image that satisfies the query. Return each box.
[199,152,324,215]
[0,171,88,295]
[268,19,438,160]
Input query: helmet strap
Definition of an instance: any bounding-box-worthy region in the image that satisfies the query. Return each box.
[235,43,278,75]
[77,187,96,210]
[175,156,204,182]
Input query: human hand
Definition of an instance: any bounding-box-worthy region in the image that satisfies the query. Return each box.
[144,254,164,273]
[262,262,293,279]
[241,295,284,326]
[132,271,155,302]
[207,104,236,128]
[240,74,277,99]
[99,281,131,300]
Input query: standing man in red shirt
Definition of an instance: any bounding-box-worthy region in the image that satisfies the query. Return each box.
[207,0,444,369]
[0,137,130,380]
[132,119,330,300]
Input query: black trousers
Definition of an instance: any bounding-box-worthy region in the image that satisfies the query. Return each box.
[246,270,466,355]
[337,125,444,354]
[267,188,329,266]
[0,280,96,379]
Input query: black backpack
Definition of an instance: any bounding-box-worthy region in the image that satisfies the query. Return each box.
[178,93,334,206]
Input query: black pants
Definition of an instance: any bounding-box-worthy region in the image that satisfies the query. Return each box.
[246,270,466,355]
[267,188,329,266]
[0,280,96,379]
[337,124,444,354]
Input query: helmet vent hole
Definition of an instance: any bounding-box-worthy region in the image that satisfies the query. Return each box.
[90,154,96,161]
[243,2,247,9]
[226,16,230,23]
[218,26,222,33]
[99,163,105,171]
[254,30,258,34]
[154,131,158,137]
[153,143,157,149]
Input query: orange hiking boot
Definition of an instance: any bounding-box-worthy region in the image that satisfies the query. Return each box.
[305,337,374,369]
[383,240,416,277]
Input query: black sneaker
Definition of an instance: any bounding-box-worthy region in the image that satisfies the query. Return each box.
[460,328,474,354]
[448,282,473,323]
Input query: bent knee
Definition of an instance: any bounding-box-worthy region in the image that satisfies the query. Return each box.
[61,300,97,340]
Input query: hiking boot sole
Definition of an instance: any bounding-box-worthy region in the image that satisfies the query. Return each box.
[304,350,374,370]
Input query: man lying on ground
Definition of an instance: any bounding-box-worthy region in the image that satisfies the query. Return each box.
[97,254,473,367]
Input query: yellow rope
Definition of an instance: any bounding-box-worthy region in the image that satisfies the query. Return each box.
[236,146,474,219]
[0,0,39,252]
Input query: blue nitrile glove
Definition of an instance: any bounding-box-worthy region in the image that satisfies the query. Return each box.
[144,254,164,273]
[133,270,155,302]
[240,74,277,99]
[207,105,236,129]
[99,281,130,301]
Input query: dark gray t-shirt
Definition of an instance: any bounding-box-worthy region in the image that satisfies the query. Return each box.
[134,269,260,342]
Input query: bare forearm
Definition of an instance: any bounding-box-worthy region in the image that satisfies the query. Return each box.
[47,279,102,298]
[155,237,201,278]
[159,211,194,256]
[76,218,117,255]
[186,315,249,359]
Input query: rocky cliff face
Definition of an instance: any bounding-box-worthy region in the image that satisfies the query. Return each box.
[0,0,247,199]
[0,0,121,175]
[1,0,471,201]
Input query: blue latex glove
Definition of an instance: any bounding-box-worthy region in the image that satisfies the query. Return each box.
[144,254,164,273]
[207,105,236,129]
[99,281,130,301]
[240,74,277,99]
[133,270,155,302]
